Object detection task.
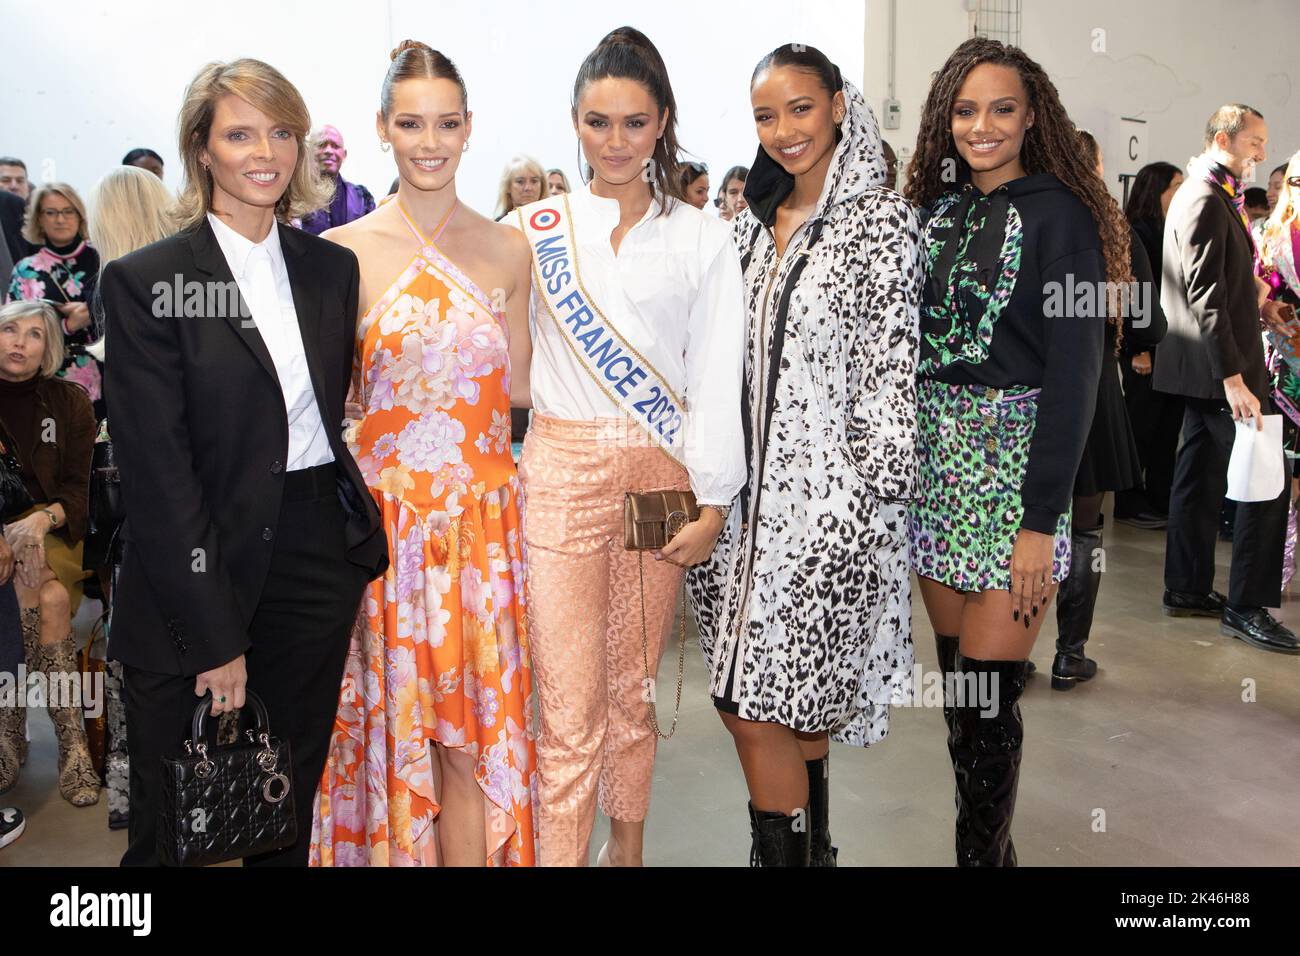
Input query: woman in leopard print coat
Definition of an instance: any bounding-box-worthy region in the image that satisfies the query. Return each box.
[688,44,922,866]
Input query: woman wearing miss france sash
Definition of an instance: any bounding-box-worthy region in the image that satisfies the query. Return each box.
[516,26,745,866]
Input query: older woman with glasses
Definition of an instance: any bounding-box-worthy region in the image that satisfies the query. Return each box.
[8,183,102,411]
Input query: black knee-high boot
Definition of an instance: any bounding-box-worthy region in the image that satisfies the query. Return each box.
[748,802,811,867]
[805,755,837,866]
[934,632,959,733]
[1053,524,1102,690]
[950,655,1027,867]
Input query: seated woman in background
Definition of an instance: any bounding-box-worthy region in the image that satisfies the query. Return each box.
[494,153,545,221]
[8,183,103,414]
[0,298,97,806]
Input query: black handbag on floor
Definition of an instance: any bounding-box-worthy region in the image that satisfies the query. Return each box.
[159,690,296,867]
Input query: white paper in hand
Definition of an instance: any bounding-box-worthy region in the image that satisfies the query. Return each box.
[1227,413,1285,502]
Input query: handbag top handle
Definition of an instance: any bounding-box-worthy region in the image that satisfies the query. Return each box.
[188,689,272,749]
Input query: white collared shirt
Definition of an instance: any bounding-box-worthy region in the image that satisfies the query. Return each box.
[523,185,745,506]
[207,213,334,471]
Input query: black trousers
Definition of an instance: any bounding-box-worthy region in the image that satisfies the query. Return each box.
[1164,398,1288,608]
[1117,360,1184,516]
[120,464,369,866]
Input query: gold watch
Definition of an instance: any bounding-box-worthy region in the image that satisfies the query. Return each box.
[42,508,59,529]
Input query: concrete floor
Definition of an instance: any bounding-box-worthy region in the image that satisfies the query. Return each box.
[4,513,1299,867]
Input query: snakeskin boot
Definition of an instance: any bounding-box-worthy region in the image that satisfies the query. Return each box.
[25,610,100,807]
[18,609,38,767]
[0,695,21,793]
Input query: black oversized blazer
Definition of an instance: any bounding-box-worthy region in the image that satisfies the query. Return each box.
[1152,172,1268,402]
[100,218,387,676]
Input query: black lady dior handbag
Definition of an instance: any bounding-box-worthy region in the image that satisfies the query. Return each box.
[159,690,296,867]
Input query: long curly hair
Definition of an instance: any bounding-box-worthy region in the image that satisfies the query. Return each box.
[905,38,1132,321]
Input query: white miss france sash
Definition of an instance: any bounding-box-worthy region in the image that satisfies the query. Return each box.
[518,194,688,464]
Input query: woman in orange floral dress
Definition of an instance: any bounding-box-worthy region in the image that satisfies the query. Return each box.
[310,40,537,866]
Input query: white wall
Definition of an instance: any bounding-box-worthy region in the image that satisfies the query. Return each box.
[863,0,1300,199]
[9,0,1293,220]
[1,0,864,217]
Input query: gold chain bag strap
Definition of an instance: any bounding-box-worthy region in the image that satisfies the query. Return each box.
[623,489,698,739]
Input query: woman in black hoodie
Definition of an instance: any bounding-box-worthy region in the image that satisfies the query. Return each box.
[904,37,1132,866]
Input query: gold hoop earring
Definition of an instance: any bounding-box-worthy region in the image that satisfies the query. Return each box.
[379,140,391,153]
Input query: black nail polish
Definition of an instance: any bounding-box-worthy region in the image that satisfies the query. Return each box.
[1032,605,1038,617]
[1013,609,1020,621]
[1024,615,1031,629]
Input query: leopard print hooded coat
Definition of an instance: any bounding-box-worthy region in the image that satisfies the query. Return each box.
[687,80,923,746]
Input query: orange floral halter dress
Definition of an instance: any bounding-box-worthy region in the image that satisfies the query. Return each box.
[311,202,538,866]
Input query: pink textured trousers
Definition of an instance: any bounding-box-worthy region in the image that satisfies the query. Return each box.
[519,416,688,867]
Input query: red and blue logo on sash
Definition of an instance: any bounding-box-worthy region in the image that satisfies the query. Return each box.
[518,195,688,462]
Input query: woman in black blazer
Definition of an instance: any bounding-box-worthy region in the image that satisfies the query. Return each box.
[100,58,386,866]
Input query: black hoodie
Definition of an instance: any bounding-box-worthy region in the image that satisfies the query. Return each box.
[920,172,1106,535]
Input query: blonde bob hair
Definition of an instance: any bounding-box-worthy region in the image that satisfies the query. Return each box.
[22,182,88,246]
[174,58,332,229]
[495,155,547,219]
[89,165,178,265]
[0,299,65,379]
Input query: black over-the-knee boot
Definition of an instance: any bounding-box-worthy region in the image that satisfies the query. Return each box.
[949,655,1027,867]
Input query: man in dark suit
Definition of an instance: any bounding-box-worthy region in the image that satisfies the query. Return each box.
[1154,103,1299,653]
[102,211,388,865]
[0,188,27,295]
